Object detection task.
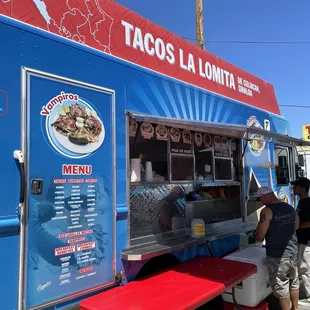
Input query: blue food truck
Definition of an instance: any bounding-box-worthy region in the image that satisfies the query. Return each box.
[0,0,309,309]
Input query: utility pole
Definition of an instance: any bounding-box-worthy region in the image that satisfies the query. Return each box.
[196,0,204,49]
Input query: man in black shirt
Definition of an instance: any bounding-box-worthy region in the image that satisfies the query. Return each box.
[291,177,310,307]
[255,186,299,310]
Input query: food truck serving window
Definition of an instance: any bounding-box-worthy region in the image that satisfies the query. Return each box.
[127,115,244,244]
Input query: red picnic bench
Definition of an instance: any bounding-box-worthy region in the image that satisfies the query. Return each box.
[80,256,257,310]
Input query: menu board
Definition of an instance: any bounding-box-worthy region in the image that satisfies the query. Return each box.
[25,73,114,308]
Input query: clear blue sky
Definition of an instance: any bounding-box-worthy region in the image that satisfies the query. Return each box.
[116,0,310,138]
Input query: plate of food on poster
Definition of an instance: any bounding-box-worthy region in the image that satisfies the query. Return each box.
[248,134,266,156]
[50,102,105,154]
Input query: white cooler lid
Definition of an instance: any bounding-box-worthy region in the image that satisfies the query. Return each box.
[223,245,267,267]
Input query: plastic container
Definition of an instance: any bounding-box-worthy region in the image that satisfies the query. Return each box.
[130,158,141,182]
[221,246,272,307]
[145,161,153,181]
[191,218,205,239]
[223,301,268,310]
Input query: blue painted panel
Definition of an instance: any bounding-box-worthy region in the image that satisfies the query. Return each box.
[0,235,19,310]
[0,15,292,309]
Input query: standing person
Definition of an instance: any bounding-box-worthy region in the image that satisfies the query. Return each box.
[291,177,310,307]
[255,186,300,310]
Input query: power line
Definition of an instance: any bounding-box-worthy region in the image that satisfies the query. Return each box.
[279,105,310,108]
[179,37,310,110]
[181,37,310,44]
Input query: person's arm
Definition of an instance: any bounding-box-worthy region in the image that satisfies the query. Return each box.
[255,207,272,242]
[295,213,300,230]
[298,220,310,228]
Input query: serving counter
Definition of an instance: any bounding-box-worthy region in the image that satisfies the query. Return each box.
[122,221,255,261]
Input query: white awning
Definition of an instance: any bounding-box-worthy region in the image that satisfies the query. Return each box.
[127,111,310,147]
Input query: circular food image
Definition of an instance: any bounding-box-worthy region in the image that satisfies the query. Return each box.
[170,127,181,142]
[182,130,191,144]
[48,101,105,156]
[204,134,212,147]
[156,125,168,140]
[195,132,202,146]
[248,134,266,156]
[246,116,266,156]
[141,122,154,138]
[129,118,138,137]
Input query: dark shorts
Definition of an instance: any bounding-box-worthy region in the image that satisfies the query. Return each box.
[267,255,299,299]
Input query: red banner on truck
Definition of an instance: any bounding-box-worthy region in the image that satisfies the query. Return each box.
[0,0,280,115]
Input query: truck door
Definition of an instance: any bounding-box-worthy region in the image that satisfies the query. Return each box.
[19,69,116,309]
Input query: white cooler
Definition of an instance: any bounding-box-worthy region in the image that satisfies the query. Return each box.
[221,245,272,307]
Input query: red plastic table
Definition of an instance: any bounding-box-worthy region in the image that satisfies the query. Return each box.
[80,256,257,310]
